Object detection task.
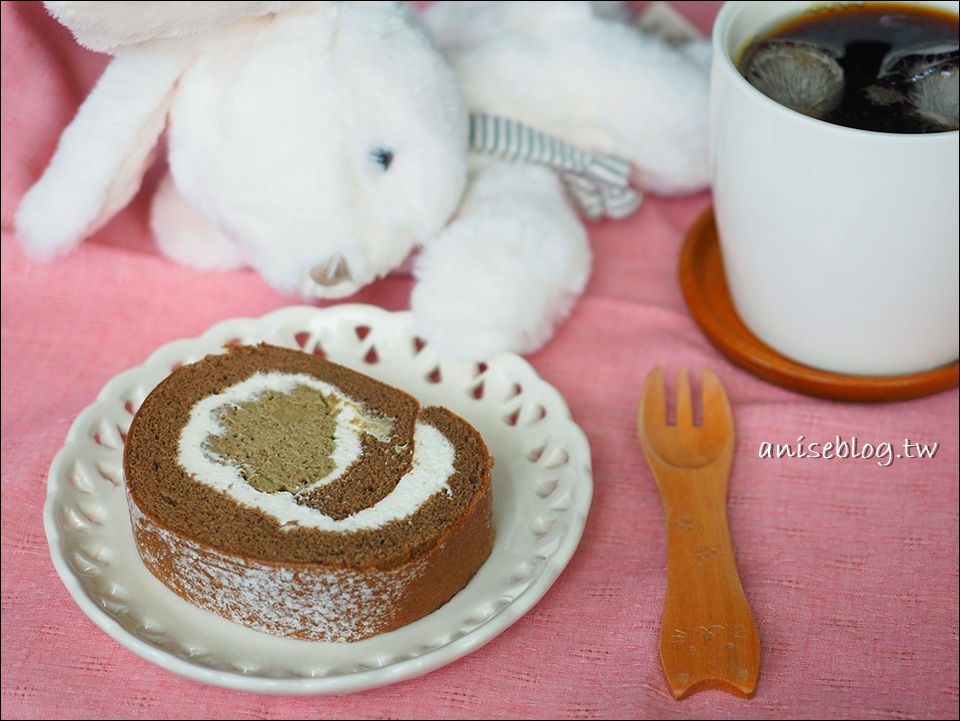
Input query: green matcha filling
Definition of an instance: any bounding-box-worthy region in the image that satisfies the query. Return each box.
[203,385,339,494]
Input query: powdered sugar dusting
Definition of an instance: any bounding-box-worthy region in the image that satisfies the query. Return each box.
[128,497,423,642]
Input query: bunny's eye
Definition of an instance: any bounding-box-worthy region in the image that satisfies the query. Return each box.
[371,147,394,171]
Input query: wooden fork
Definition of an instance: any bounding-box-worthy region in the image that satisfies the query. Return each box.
[637,367,760,700]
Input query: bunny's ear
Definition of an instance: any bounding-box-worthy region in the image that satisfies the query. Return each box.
[15,49,192,259]
[42,1,308,54]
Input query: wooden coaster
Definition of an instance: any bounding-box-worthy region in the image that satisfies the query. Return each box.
[679,207,959,402]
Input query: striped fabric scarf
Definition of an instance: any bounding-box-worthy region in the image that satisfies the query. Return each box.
[468,113,641,221]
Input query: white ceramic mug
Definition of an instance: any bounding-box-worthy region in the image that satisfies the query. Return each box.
[709,0,959,376]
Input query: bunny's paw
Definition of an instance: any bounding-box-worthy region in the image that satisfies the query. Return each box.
[412,201,590,361]
[150,173,245,271]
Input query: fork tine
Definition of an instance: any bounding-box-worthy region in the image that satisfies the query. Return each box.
[675,367,693,428]
[641,366,666,428]
[700,367,732,429]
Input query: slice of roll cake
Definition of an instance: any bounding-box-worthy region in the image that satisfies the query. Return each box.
[123,342,495,642]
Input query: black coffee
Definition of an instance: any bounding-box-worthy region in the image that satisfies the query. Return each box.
[738,3,959,133]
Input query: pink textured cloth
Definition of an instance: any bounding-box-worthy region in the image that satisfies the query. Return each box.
[2,2,957,718]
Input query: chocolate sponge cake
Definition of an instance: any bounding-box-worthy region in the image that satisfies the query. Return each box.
[123,342,495,642]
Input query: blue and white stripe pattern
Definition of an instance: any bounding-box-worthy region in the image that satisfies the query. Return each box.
[469,113,641,221]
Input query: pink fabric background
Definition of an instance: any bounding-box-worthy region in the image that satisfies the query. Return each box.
[2,2,957,718]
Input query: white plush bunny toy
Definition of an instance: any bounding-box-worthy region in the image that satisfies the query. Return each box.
[16,0,711,361]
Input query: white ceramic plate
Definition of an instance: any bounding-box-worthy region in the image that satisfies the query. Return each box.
[44,305,593,694]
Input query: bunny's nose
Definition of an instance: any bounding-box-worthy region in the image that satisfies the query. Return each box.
[310,256,351,286]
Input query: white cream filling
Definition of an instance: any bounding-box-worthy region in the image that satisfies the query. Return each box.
[177,371,455,531]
